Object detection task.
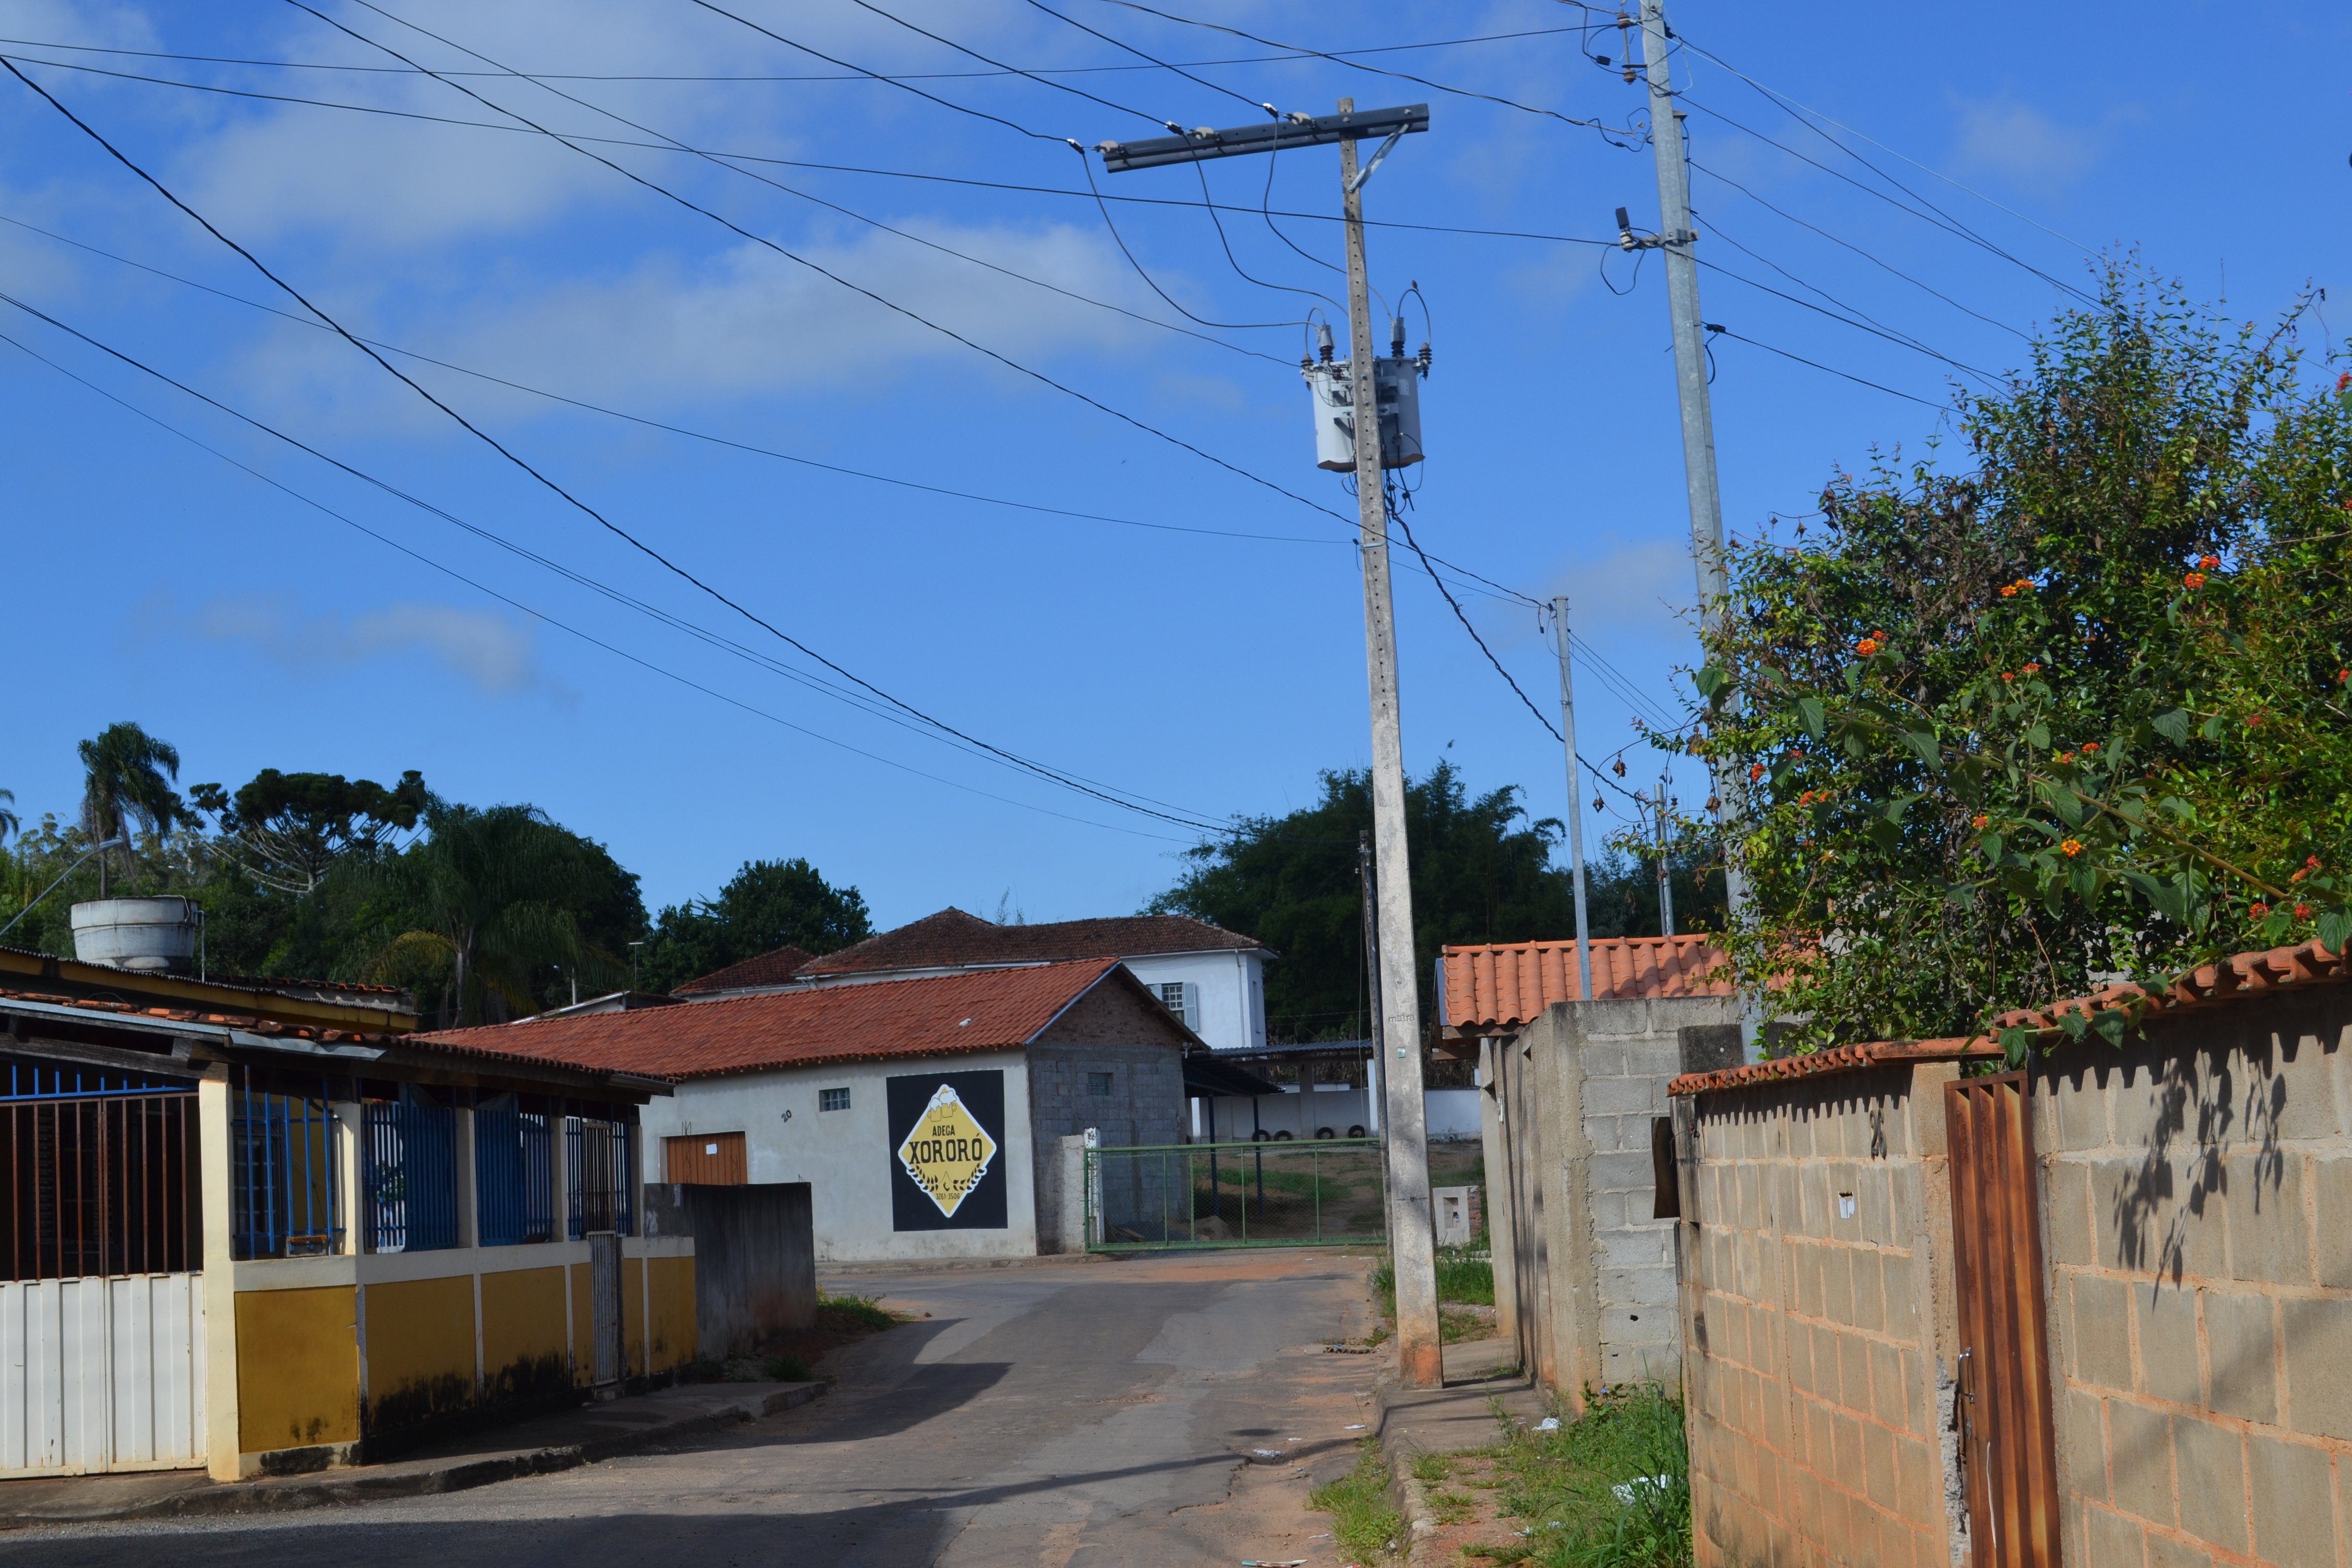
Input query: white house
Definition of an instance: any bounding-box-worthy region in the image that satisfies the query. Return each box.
[473,959,1199,1263]
[676,908,1275,1055]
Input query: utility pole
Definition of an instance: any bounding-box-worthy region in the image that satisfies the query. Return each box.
[1095,95,1441,1386]
[1359,830,1385,1119]
[1339,99,1442,1390]
[1655,771,1677,937]
[1635,0,1754,1049]
[1549,600,1595,1002]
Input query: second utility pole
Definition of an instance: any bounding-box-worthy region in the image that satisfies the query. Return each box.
[1340,97,1441,1389]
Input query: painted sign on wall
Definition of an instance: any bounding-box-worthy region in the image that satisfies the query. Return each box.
[886,1070,1008,1231]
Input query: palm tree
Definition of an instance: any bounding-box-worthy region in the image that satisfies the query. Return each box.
[0,788,18,845]
[77,722,188,897]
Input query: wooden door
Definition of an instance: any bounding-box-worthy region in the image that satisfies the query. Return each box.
[664,1132,746,1185]
[1945,1073,2062,1568]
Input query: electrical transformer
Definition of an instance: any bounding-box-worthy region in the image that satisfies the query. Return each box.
[1301,317,1429,472]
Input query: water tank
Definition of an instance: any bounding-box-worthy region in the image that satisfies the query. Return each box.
[1302,356,1425,472]
[70,897,201,973]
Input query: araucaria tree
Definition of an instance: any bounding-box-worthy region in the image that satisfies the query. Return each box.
[1684,270,2352,1058]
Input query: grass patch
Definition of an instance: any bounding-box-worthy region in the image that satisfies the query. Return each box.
[1441,1308,1494,1344]
[1482,1385,1692,1568]
[1431,1487,1479,1525]
[760,1353,814,1382]
[1375,1247,1498,1317]
[1308,1436,1403,1565]
[1411,1450,1456,1484]
[816,1292,897,1333]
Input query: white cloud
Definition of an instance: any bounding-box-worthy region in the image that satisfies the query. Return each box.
[1546,536,1694,636]
[1948,96,2108,190]
[156,593,556,696]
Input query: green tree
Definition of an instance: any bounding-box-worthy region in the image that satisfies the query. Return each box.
[639,857,871,993]
[1680,268,2352,1058]
[77,721,189,896]
[1149,761,1695,1041]
[191,768,428,894]
[0,789,18,845]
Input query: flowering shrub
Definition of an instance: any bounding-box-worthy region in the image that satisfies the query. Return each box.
[1674,270,2352,1058]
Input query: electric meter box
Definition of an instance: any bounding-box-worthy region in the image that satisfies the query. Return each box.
[1303,357,1425,472]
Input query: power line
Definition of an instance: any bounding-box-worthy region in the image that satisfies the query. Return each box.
[828,0,1175,132]
[1692,232,2004,384]
[1710,326,1950,409]
[1014,0,1267,116]
[2,52,1258,836]
[0,326,1197,843]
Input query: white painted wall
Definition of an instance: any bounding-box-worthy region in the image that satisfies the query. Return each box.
[637,1049,1037,1263]
[1120,949,1267,1054]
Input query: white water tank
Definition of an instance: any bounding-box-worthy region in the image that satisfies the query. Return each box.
[70,896,201,973]
[1302,356,1425,472]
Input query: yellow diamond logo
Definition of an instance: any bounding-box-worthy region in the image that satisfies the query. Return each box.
[896,1084,998,1218]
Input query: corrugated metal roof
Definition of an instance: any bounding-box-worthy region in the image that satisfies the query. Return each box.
[417,959,1140,1080]
[1441,935,1734,1034]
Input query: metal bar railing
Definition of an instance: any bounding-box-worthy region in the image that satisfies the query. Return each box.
[232,1076,340,1260]
[475,1094,553,1245]
[566,1116,633,1238]
[363,1093,457,1253]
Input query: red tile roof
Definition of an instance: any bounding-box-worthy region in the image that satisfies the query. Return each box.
[1667,938,2352,1097]
[416,959,1137,1080]
[800,908,1266,976]
[1441,935,1734,1035]
[676,945,816,994]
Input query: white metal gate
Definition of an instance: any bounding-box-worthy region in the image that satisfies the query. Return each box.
[0,1272,205,1475]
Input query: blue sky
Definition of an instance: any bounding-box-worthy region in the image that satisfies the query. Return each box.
[3,0,2346,930]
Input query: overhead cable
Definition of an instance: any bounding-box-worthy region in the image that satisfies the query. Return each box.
[1709,327,1950,409]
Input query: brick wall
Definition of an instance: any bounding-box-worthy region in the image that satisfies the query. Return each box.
[1483,996,1736,1399]
[2035,987,2352,1568]
[1673,1061,1964,1568]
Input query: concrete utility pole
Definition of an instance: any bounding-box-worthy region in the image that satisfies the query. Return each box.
[1549,600,1596,1002]
[1338,99,1442,1389]
[1638,0,1754,1049]
[1655,772,1677,937]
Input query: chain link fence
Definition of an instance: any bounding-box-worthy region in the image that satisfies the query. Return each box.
[1084,1137,1387,1251]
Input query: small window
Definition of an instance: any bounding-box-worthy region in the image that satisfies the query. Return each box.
[820,1087,851,1112]
[1159,982,1185,1013]
[1087,1071,1114,1097]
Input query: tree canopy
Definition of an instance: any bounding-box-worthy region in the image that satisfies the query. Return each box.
[1681,269,2352,1058]
[1151,760,1708,1041]
[191,768,428,894]
[638,857,872,992]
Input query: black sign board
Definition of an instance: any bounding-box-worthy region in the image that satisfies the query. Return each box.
[885,1069,1008,1232]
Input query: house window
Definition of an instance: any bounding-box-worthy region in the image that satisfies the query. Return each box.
[820,1087,851,1112]
[1088,1071,1114,1097]
[1159,982,1185,1014]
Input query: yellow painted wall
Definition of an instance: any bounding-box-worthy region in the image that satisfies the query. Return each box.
[568,1261,592,1384]
[363,1275,477,1434]
[622,1257,644,1376]
[236,1286,360,1454]
[646,1256,696,1373]
[480,1266,571,1404]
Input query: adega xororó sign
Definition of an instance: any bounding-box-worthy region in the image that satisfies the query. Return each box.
[885,1070,1008,1230]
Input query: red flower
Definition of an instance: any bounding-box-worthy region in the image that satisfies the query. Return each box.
[2250,902,2270,918]
[2061,839,2084,857]
[2248,714,2265,727]
[2001,671,2016,682]
[2080,741,2099,753]
[2023,662,2041,674]
[1856,637,1881,656]
[2198,554,2220,570]
[2339,372,2351,393]
[1999,585,2018,599]
[2308,855,2323,869]
[2184,571,2207,589]
[2296,903,2313,919]
[1972,814,1990,830]
[1749,763,1765,781]
[2337,670,2348,684]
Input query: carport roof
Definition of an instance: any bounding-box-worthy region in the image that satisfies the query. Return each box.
[416,959,1187,1080]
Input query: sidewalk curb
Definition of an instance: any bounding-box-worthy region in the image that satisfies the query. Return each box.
[1369,1373,1439,1567]
[1,1384,824,1531]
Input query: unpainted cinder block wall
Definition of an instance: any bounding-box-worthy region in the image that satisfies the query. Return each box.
[1481,995,1736,1404]
[2034,986,2352,1568]
[1673,1061,1964,1568]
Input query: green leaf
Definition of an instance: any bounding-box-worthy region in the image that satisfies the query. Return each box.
[2026,723,2051,749]
[1868,819,1901,851]
[2052,790,2085,828]
[2151,708,2191,744]
[2200,713,2227,741]
[1797,697,1827,739]
[2059,1012,2089,1042]
[2092,1009,2128,1048]
[1903,730,1943,768]
[2320,908,2352,957]
[1695,664,1731,700]
[1981,832,2005,866]
[1997,1026,2033,1068]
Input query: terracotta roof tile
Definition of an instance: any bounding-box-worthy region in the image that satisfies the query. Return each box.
[676,945,816,993]
[799,909,1264,977]
[1441,936,1733,1033]
[1667,938,2352,1097]
[416,959,1136,1080]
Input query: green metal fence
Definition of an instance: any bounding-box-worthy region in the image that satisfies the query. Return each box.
[1084,1138,1386,1251]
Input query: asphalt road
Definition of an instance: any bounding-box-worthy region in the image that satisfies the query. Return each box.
[8,1249,1382,1568]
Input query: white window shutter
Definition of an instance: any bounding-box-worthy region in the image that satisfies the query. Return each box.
[1183,982,1203,1036]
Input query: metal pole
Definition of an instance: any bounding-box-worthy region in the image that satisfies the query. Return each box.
[1549,600,1595,1002]
[1640,0,1754,1049]
[1657,771,1677,937]
[1340,97,1441,1388]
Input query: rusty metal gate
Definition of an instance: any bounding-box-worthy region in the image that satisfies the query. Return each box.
[1945,1072,2062,1568]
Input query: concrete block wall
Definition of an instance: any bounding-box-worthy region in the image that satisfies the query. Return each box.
[1482,996,1736,1402]
[1674,1061,1962,1568]
[2033,987,2352,1568]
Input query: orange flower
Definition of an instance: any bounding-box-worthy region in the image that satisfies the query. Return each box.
[2337,670,2348,684]
[2292,867,2308,883]
[2250,901,2271,918]
[2296,903,2313,919]
[2055,751,2075,763]
[2198,554,2220,570]
[1749,763,1766,781]
[1999,584,2018,598]
[2184,571,2207,589]
[2001,671,2016,682]
[2061,839,2084,857]
[2023,662,2041,673]
[2080,741,2099,753]
[1971,814,1990,830]
[1856,637,1881,656]
[2308,855,2323,869]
